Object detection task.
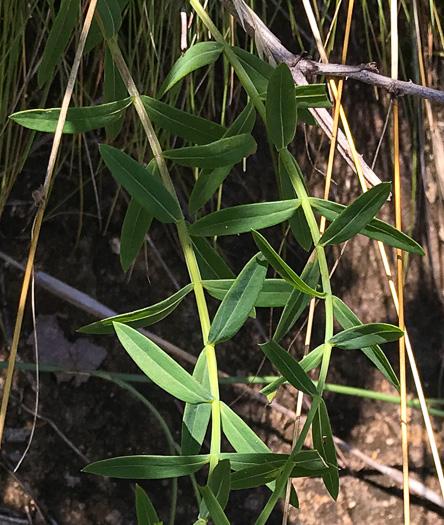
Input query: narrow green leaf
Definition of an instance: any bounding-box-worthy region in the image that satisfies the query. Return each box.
[189,200,300,237]
[260,340,318,396]
[319,183,392,245]
[203,279,293,308]
[329,323,404,350]
[190,236,236,280]
[230,46,273,95]
[231,463,282,490]
[104,46,127,140]
[84,1,128,53]
[135,485,160,525]
[158,42,224,97]
[266,63,297,150]
[199,460,231,519]
[113,322,213,403]
[120,198,153,272]
[10,98,132,134]
[332,296,399,389]
[78,284,193,334]
[182,350,212,455]
[252,230,325,298]
[312,400,339,500]
[99,144,182,223]
[141,95,226,145]
[208,253,268,344]
[163,134,256,169]
[38,0,80,87]
[273,258,320,342]
[199,486,230,525]
[295,84,332,109]
[97,0,122,38]
[83,454,210,479]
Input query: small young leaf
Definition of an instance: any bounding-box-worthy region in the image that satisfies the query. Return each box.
[120,198,153,272]
[199,459,231,519]
[189,200,300,237]
[182,350,212,455]
[252,230,325,298]
[329,323,404,350]
[38,0,80,87]
[208,253,268,344]
[83,454,210,479]
[97,0,122,38]
[104,46,127,140]
[199,486,230,525]
[135,484,160,525]
[141,96,226,145]
[10,98,132,134]
[266,63,297,150]
[332,296,399,389]
[99,144,182,223]
[260,340,318,396]
[319,182,392,245]
[312,400,339,500]
[230,46,273,95]
[203,279,293,308]
[190,236,236,280]
[78,284,193,334]
[158,42,224,97]
[113,322,213,404]
[163,134,256,169]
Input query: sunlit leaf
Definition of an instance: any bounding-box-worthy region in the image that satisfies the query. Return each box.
[329,323,404,350]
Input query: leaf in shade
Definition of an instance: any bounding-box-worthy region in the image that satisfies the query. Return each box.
[83,454,210,479]
[199,459,231,520]
[189,200,299,237]
[319,182,392,245]
[312,400,339,500]
[163,134,256,169]
[38,0,80,87]
[332,296,399,389]
[309,197,424,255]
[190,235,236,280]
[141,96,226,145]
[295,84,332,109]
[230,46,273,94]
[199,486,231,525]
[266,63,297,150]
[10,98,132,134]
[113,322,213,404]
[260,340,318,396]
[329,323,404,350]
[252,230,324,298]
[78,284,193,334]
[99,144,182,223]
[135,484,160,525]
[104,47,127,140]
[119,198,152,272]
[181,350,212,455]
[158,42,225,97]
[208,253,268,344]
[97,0,122,38]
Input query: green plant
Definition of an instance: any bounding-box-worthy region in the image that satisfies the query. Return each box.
[7,1,426,523]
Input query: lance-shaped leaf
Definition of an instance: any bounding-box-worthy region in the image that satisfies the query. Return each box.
[10,98,132,134]
[120,198,153,272]
[332,296,399,389]
[104,47,127,140]
[83,454,210,479]
[273,257,320,342]
[329,323,404,350]
[97,0,122,38]
[182,350,212,455]
[191,235,236,280]
[113,322,213,404]
[189,200,299,237]
[163,134,256,169]
[309,197,425,255]
[189,103,256,213]
[319,182,392,245]
[252,230,325,298]
[230,46,273,94]
[208,253,268,344]
[199,486,230,525]
[99,144,182,223]
[203,279,293,308]
[158,42,225,97]
[38,0,80,87]
[266,63,297,150]
[260,340,318,396]
[135,484,160,525]
[141,96,226,145]
[199,460,231,520]
[312,400,339,500]
[78,284,193,334]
